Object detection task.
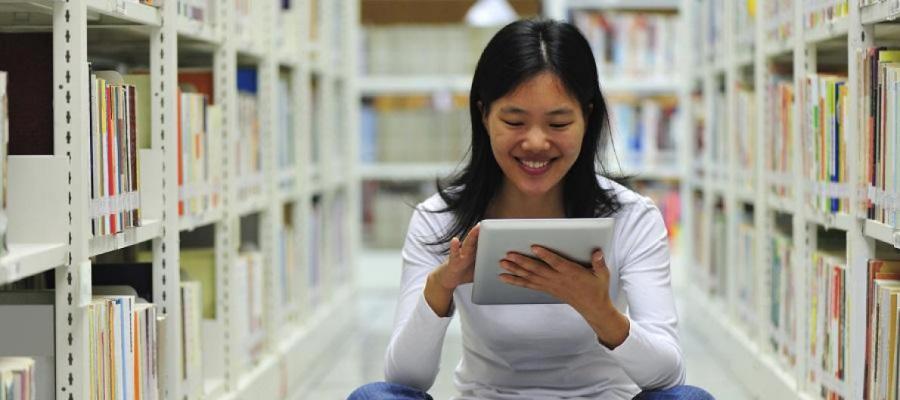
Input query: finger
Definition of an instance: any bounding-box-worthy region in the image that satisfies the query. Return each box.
[530,246,579,273]
[506,252,555,278]
[498,273,540,291]
[499,259,545,282]
[449,237,461,260]
[591,249,608,275]
[461,224,481,259]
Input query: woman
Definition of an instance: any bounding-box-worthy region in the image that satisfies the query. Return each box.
[350,18,713,400]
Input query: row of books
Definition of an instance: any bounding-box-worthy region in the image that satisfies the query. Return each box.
[178,87,222,219]
[0,358,34,400]
[807,246,848,399]
[0,72,7,259]
[571,11,678,79]
[87,294,158,400]
[767,76,794,199]
[735,218,758,334]
[608,97,678,172]
[702,1,725,62]
[734,1,756,50]
[804,0,848,30]
[802,73,849,215]
[176,0,210,22]
[359,95,469,164]
[236,69,263,201]
[866,259,900,400]
[89,71,143,237]
[859,48,900,227]
[234,250,265,368]
[362,181,426,249]
[361,25,497,76]
[629,181,681,243]
[767,228,797,369]
[277,76,296,172]
[765,0,794,42]
[735,83,757,190]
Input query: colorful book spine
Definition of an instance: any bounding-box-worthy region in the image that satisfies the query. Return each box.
[88,295,158,400]
[807,250,848,398]
[0,71,7,258]
[0,358,36,400]
[767,76,794,199]
[803,74,849,215]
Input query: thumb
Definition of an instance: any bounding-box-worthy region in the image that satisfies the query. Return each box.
[591,249,607,274]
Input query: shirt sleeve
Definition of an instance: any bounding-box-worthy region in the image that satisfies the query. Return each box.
[383,207,454,390]
[604,200,686,390]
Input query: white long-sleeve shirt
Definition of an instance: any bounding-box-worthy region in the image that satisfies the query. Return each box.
[384,176,685,400]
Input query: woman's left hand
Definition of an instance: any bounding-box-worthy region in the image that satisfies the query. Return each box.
[499,246,612,313]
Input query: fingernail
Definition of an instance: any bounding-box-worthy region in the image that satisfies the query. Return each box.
[593,251,603,262]
[531,245,541,253]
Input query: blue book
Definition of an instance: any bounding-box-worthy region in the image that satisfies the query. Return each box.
[237,68,258,94]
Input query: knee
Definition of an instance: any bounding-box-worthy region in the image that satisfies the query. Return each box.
[347,381,430,400]
[676,385,715,400]
[347,382,388,400]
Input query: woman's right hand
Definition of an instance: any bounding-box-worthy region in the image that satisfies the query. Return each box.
[431,224,481,291]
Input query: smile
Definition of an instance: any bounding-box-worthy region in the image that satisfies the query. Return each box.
[515,157,554,175]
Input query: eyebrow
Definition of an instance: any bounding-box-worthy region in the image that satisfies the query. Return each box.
[498,106,575,116]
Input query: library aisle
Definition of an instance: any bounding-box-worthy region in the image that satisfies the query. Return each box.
[300,251,756,399]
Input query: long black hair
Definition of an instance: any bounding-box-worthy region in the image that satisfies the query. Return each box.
[428,18,623,249]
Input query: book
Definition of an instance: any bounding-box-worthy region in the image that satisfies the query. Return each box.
[803,74,850,215]
[0,71,7,258]
[866,259,900,399]
[180,281,202,399]
[808,248,847,398]
[766,76,794,199]
[0,357,35,400]
[571,10,677,79]
[180,249,216,319]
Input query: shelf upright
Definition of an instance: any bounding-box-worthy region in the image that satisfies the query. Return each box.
[295,0,315,323]
[53,0,91,398]
[213,0,241,389]
[148,0,184,397]
[342,0,362,287]
[753,0,771,369]
[846,1,874,398]
[260,0,281,358]
[723,0,740,331]
[675,0,695,290]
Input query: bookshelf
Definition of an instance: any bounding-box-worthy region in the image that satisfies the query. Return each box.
[683,0,900,399]
[0,1,358,400]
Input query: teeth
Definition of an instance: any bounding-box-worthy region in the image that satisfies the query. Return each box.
[521,159,549,169]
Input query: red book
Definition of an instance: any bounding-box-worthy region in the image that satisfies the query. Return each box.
[107,86,117,234]
[177,89,184,216]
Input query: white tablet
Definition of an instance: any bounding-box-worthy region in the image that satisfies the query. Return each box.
[471,218,615,305]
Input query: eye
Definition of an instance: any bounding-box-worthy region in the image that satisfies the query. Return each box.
[549,122,573,129]
[501,119,524,127]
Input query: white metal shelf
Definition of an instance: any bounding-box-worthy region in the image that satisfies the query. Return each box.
[237,195,269,217]
[86,0,161,26]
[360,163,458,181]
[88,219,163,257]
[176,16,219,44]
[0,243,67,286]
[359,75,472,95]
[763,38,794,58]
[178,208,224,232]
[566,0,680,10]
[803,18,849,45]
[806,210,854,232]
[863,219,900,248]
[735,51,754,68]
[767,194,795,214]
[861,1,900,25]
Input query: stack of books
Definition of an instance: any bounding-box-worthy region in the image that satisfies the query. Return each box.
[87,295,158,400]
[804,0,848,30]
[766,76,794,199]
[571,10,677,79]
[0,358,35,400]
[859,48,900,226]
[807,247,847,398]
[89,71,144,236]
[802,74,849,215]
[865,259,900,400]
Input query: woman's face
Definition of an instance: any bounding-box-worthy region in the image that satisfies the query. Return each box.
[483,71,587,197]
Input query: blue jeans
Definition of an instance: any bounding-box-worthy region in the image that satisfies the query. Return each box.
[348,382,715,400]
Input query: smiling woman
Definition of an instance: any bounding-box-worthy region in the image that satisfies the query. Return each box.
[348,18,714,400]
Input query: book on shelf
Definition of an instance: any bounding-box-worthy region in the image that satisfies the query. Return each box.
[767,76,794,198]
[180,248,216,319]
[180,281,202,399]
[234,250,264,365]
[804,0,848,30]
[803,73,849,215]
[177,0,210,22]
[309,198,323,306]
[88,289,159,400]
[735,83,756,189]
[767,229,797,368]
[808,248,847,398]
[0,71,7,258]
[360,94,468,165]
[90,70,144,237]
[865,259,900,400]
[329,194,349,282]
[764,0,793,42]
[859,48,900,227]
[608,97,678,172]
[630,180,680,242]
[710,208,727,298]
[175,82,221,219]
[362,25,496,76]
[277,74,296,173]
[735,217,757,332]
[571,10,677,79]
[236,69,262,201]
[0,357,35,400]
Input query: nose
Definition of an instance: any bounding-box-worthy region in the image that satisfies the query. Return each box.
[521,126,550,152]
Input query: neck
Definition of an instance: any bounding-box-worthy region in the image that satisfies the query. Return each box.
[488,179,566,219]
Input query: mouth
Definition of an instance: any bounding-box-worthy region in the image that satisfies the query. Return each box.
[515,157,555,175]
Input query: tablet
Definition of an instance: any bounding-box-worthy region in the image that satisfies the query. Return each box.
[471,218,615,305]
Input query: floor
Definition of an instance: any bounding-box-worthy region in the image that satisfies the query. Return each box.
[298,250,757,399]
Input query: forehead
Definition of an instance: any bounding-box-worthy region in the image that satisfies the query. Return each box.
[494,72,580,113]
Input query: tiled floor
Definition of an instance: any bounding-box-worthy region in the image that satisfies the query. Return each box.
[298,251,757,399]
